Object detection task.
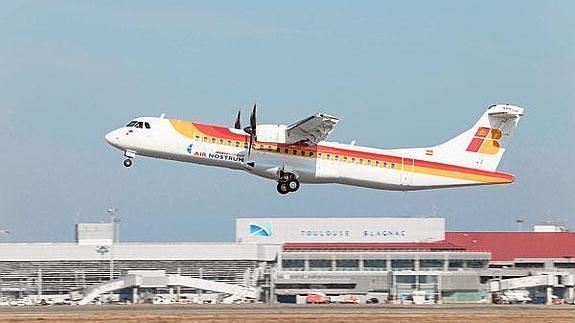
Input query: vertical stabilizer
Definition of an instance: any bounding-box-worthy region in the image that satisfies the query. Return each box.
[432,104,524,171]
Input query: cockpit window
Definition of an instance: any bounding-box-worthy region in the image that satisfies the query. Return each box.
[135,122,144,128]
[145,122,151,129]
[126,121,138,127]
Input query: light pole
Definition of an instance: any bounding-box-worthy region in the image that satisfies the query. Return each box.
[516,219,525,232]
[0,229,9,299]
[105,208,120,284]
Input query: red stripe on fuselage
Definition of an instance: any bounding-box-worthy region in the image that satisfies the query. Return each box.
[193,123,247,141]
[190,122,513,181]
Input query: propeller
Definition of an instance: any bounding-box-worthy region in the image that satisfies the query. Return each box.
[244,103,257,157]
[234,109,242,129]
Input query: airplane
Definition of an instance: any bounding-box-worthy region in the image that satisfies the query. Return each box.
[105,103,524,194]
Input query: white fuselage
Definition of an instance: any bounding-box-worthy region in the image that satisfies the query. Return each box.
[105,116,514,192]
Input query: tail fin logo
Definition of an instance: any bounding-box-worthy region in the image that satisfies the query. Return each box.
[466,127,502,155]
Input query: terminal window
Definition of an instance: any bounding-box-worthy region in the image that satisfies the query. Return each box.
[281,259,305,271]
[420,259,444,270]
[309,259,332,271]
[395,275,416,285]
[391,259,415,271]
[448,260,464,270]
[363,259,387,271]
[275,283,356,290]
[335,259,359,271]
[419,275,438,284]
[465,260,488,269]
[554,262,575,269]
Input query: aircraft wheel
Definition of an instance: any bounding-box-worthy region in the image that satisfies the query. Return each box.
[123,159,133,168]
[277,182,290,195]
[287,178,300,192]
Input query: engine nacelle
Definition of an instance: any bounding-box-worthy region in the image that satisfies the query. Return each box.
[255,124,288,143]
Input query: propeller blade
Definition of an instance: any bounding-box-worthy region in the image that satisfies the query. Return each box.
[250,103,257,131]
[234,109,241,129]
[246,102,257,157]
[248,132,253,157]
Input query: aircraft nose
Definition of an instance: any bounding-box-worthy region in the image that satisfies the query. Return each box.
[105,130,120,147]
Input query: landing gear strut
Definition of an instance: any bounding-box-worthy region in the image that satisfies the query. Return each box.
[123,158,133,168]
[277,172,300,194]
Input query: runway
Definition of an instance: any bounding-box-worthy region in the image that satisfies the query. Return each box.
[0,304,574,323]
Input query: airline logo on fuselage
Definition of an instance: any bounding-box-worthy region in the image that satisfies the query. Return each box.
[187,143,244,163]
[207,152,244,163]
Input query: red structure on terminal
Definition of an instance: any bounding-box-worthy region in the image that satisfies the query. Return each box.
[283,232,575,262]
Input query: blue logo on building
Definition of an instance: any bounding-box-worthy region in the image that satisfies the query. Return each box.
[187,143,194,153]
[249,223,272,237]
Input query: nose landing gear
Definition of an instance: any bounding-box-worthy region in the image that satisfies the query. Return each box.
[123,150,136,168]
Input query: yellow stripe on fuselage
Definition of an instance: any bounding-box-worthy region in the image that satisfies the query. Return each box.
[167,119,511,185]
[169,119,200,138]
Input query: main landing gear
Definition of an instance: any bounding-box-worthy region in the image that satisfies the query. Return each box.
[277,173,300,195]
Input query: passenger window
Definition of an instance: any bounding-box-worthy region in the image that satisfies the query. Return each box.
[219,139,224,144]
[383,162,388,168]
[309,151,314,157]
[367,160,372,165]
[243,142,248,148]
[326,154,330,160]
[318,153,322,158]
[235,142,240,147]
[145,122,151,129]
[301,150,306,156]
[194,135,200,140]
[276,147,281,153]
[359,159,363,165]
[343,156,348,162]
[227,140,232,145]
[284,148,289,154]
[211,138,216,143]
[335,155,339,161]
[292,149,297,155]
[351,157,356,163]
[376,161,380,166]
[203,137,208,142]
[391,163,396,169]
[268,146,273,152]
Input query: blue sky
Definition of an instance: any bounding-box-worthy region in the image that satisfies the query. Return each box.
[0,1,573,242]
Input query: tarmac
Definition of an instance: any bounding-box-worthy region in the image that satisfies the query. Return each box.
[0,304,574,322]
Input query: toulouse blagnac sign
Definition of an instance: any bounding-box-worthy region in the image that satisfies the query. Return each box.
[236,218,445,244]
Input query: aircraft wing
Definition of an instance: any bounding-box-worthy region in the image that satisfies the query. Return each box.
[285,113,340,145]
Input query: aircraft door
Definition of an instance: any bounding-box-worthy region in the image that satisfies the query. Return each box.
[401,156,414,186]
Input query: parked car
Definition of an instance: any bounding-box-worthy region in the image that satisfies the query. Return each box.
[306,292,329,304]
[152,296,175,305]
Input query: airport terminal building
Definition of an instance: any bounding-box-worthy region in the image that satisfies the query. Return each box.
[0,218,574,304]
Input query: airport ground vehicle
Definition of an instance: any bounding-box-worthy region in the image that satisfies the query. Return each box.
[306,292,329,304]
